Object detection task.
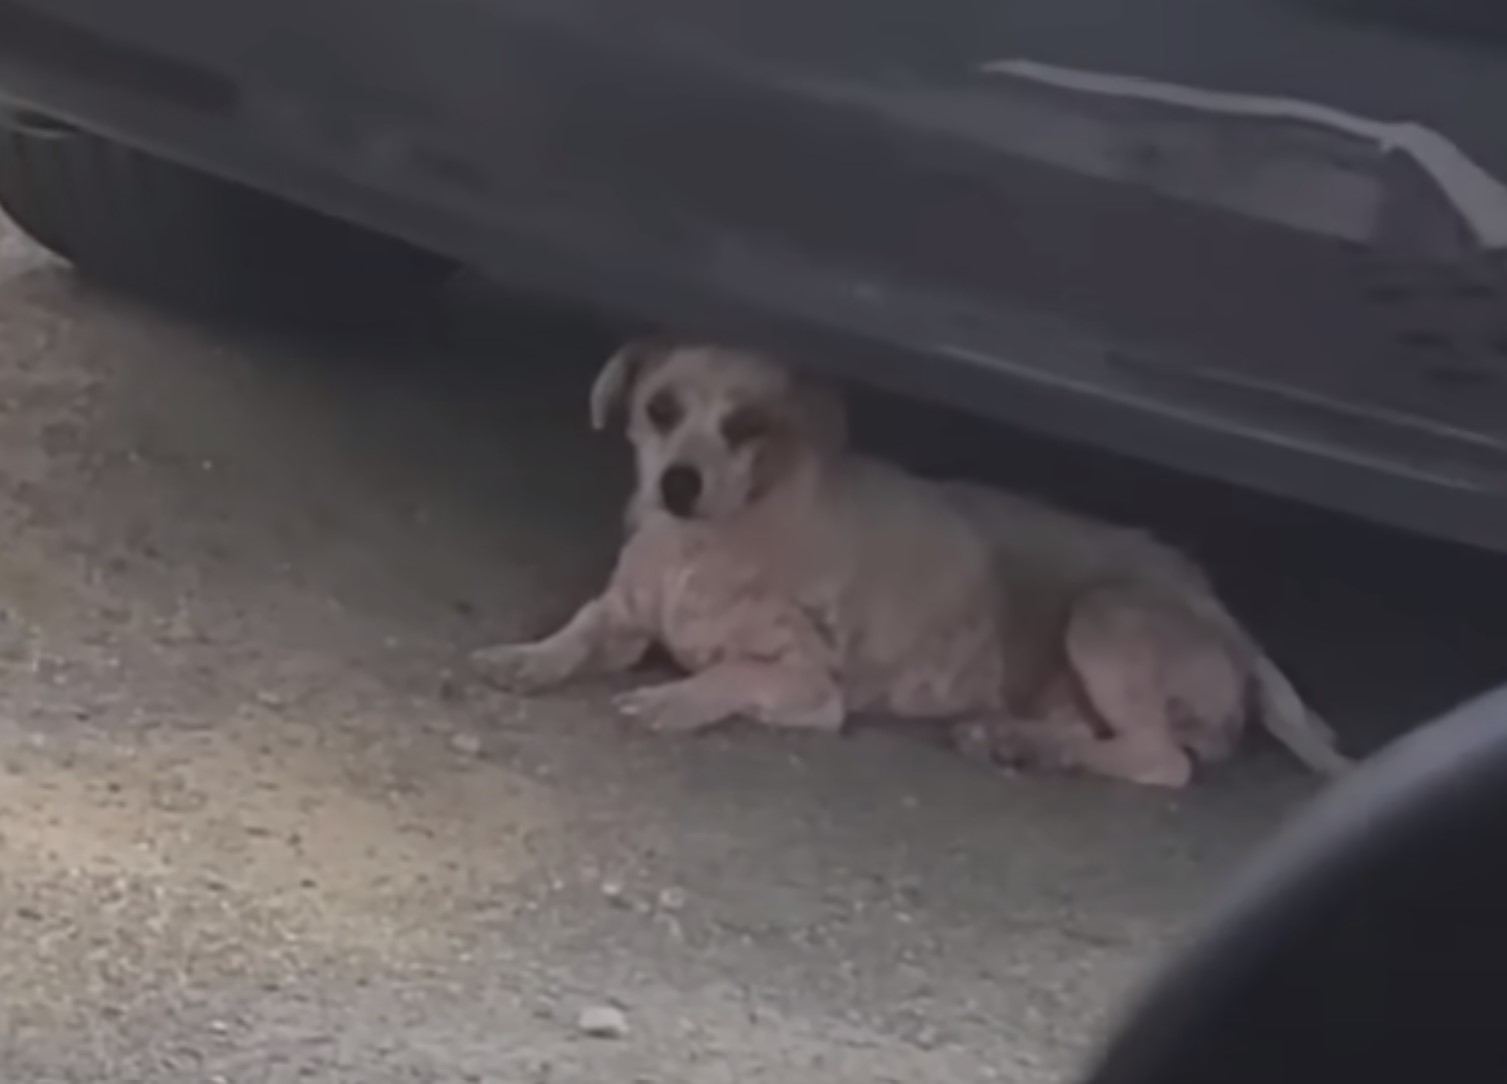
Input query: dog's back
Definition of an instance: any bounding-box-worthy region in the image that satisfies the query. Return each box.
[787,455,1013,716]
[937,481,1207,597]
[786,459,1214,717]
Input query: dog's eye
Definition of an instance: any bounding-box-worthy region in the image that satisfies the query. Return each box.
[645,391,682,433]
[720,407,770,447]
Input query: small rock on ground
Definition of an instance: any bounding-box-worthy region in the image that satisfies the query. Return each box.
[576,1005,630,1040]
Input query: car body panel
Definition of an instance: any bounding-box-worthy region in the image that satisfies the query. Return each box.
[4,0,1507,549]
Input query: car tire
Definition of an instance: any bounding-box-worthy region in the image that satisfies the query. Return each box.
[0,110,455,316]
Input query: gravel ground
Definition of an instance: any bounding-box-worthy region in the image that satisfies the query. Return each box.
[1,213,1505,1083]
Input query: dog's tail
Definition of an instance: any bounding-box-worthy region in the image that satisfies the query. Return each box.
[1179,583,1353,777]
[1250,652,1353,777]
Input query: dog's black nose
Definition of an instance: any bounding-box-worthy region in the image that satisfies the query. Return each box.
[659,464,703,518]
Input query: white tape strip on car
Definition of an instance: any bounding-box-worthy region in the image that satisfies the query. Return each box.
[980,58,1507,249]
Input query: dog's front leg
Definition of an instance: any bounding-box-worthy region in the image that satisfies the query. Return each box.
[614,662,843,734]
[473,593,650,694]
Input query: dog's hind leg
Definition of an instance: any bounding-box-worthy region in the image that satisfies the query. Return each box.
[473,593,651,694]
[951,709,1190,787]
[1060,727,1193,788]
[952,714,1094,770]
[955,712,1194,787]
[614,662,843,734]
[1057,584,1250,788]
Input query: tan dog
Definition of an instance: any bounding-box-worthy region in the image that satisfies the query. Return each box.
[473,338,1351,787]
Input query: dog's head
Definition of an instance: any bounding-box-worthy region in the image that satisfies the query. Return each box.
[590,337,847,523]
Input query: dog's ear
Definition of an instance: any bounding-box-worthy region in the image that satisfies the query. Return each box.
[589,336,672,431]
[749,375,849,502]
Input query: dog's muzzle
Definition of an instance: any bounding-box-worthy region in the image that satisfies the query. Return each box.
[659,464,703,518]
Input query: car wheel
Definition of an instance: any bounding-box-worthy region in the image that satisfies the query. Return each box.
[0,109,455,316]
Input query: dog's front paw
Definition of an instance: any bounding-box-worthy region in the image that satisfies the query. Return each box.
[612,686,723,733]
[471,643,572,694]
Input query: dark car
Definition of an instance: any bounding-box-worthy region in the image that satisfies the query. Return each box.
[3,0,1507,552]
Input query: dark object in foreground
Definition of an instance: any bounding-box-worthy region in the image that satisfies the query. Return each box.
[1085,685,1507,1084]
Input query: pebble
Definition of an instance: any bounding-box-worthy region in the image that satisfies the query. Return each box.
[450,731,483,757]
[656,887,686,912]
[576,1005,630,1039]
[911,1023,943,1050]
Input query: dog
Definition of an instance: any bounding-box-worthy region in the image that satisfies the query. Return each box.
[472,337,1351,787]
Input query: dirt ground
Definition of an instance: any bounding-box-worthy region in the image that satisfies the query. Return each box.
[1,214,1504,1083]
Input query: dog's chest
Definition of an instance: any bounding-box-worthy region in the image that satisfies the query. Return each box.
[643,529,831,673]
